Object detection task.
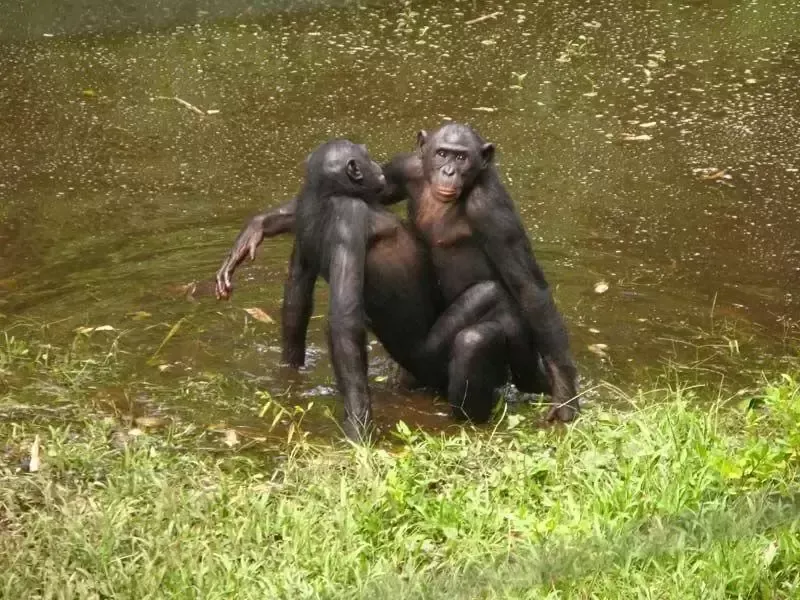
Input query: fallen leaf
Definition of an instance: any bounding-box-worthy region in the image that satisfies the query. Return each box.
[471,106,497,113]
[134,416,168,429]
[244,307,275,324]
[587,343,609,358]
[763,541,778,566]
[127,311,152,320]
[594,281,609,294]
[701,169,728,181]
[28,435,41,473]
[74,325,116,335]
[223,429,240,447]
[621,133,653,142]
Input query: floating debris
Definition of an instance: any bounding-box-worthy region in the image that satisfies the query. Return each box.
[134,416,168,429]
[587,343,609,358]
[620,133,653,142]
[27,435,41,473]
[245,307,275,324]
[222,429,240,447]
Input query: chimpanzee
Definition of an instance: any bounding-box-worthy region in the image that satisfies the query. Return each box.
[216,139,546,441]
[380,123,579,422]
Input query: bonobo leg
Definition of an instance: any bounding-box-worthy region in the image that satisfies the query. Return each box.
[281,244,317,367]
[448,321,507,423]
[495,310,552,396]
[422,282,551,402]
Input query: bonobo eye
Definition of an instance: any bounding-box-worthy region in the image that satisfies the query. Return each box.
[456,153,467,161]
[436,149,446,158]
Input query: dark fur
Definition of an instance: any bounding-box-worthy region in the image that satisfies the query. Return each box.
[245,139,517,440]
[381,123,579,422]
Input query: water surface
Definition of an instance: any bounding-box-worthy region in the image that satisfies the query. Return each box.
[1,0,799,436]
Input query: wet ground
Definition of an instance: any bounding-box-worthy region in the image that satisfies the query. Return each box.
[1,0,799,437]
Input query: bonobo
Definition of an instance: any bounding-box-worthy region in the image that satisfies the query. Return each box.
[216,139,533,441]
[381,123,579,422]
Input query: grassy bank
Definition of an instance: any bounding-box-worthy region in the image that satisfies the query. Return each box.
[2,373,799,598]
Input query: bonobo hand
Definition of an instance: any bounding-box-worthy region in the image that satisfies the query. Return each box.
[215,214,266,300]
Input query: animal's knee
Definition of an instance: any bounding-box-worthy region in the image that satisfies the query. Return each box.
[454,327,486,355]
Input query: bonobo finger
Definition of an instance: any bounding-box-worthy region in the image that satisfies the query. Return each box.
[215,279,229,300]
[248,241,257,261]
[214,270,225,299]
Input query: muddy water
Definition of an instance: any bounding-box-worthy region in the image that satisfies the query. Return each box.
[1,0,799,437]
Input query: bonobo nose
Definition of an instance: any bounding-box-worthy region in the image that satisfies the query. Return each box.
[443,165,455,177]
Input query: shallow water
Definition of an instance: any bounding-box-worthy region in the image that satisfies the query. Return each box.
[1,0,799,436]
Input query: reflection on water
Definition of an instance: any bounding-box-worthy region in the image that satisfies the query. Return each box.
[1,0,799,433]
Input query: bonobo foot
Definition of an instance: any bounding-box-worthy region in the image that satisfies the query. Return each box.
[546,402,580,423]
[395,366,424,391]
[544,359,580,423]
[342,417,378,445]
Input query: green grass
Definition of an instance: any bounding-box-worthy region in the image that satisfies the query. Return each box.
[1,376,799,599]
[1,326,800,598]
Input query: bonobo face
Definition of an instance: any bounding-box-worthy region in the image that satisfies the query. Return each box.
[418,123,495,203]
[307,139,385,200]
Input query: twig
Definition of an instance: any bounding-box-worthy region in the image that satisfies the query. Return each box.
[465,11,503,25]
[151,95,206,116]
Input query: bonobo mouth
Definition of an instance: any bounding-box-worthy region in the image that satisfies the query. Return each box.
[433,185,460,202]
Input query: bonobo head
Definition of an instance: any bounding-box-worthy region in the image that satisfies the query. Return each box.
[305,139,385,201]
[417,123,495,203]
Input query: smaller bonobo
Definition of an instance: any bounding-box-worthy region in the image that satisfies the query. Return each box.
[382,123,580,422]
[283,140,385,441]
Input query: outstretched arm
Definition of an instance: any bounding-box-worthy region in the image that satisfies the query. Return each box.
[326,197,373,442]
[215,197,298,299]
[467,185,579,422]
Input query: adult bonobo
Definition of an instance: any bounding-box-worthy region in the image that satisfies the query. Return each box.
[381,123,579,422]
[216,139,535,441]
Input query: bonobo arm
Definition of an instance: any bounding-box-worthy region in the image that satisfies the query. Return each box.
[380,153,421,205]
[467,185,579,422]
[281,242,316,368]
[326,197,373,442]
[215,197,298,299]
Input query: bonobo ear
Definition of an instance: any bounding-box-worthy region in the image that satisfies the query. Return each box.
[480,142,495,168]
[416,130,429,150]
[346,158,363,183]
